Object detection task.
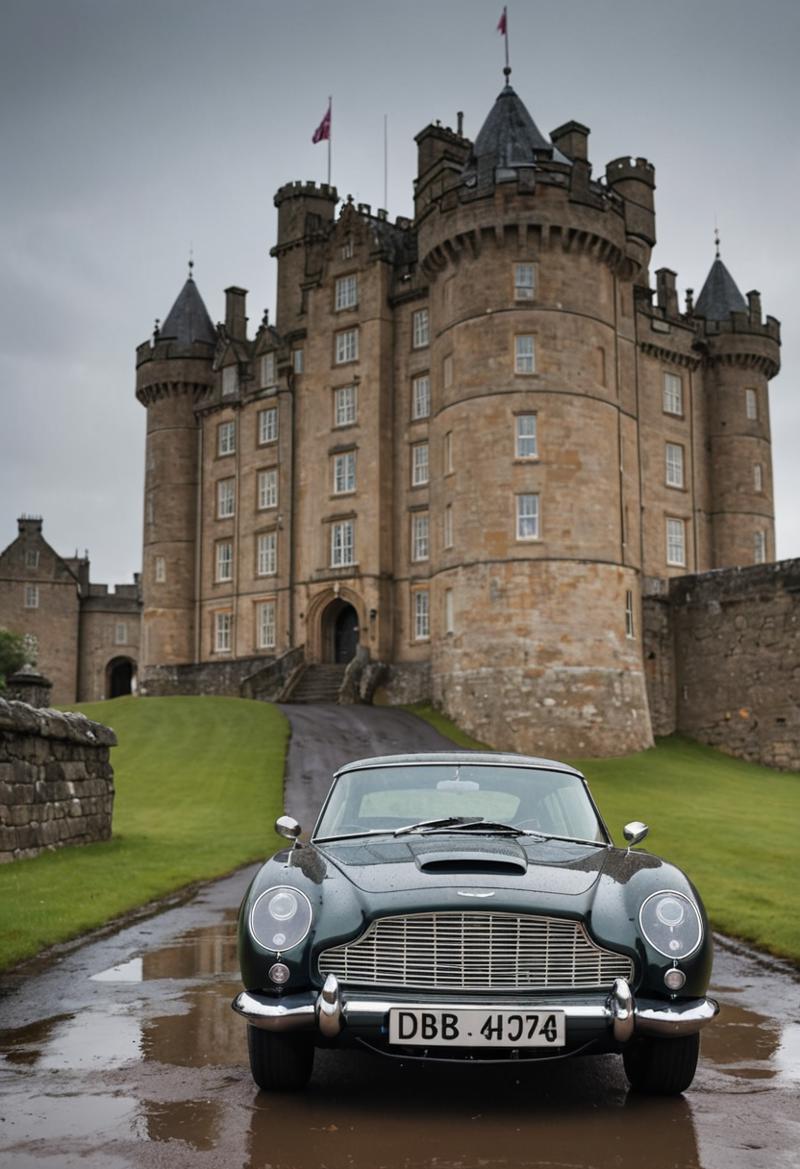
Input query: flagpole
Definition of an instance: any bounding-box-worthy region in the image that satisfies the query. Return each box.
[327,95,332,187]
[504,8,510,75]
[383,114,388,210]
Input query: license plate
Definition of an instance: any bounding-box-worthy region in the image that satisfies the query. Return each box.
[388,1008,566,1048]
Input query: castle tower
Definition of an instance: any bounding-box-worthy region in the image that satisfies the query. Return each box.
[271,182,339,336]
[136,274,216,672]
[694,245,781,565]
[414,76,656,756]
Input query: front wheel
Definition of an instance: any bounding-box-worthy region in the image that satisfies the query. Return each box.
[247,1026,315,1091]
[623,1033,700,1095]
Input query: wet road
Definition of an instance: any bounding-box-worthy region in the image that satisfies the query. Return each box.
[0,706,798,1168]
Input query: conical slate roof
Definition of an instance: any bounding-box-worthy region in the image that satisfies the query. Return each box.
[694,257,748,321]
[159,277,216,346]
[464,81,570,181]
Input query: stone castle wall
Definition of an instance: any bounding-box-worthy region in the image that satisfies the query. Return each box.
[0,698,116,862]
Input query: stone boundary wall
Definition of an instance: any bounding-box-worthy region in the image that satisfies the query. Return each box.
[0,698,116,862]
[141,657,268,698]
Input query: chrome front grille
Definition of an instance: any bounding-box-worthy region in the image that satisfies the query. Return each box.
[318,911,633,991]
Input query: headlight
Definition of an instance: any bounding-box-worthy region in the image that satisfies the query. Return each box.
[639,890,702,960]
[249,885,313,952]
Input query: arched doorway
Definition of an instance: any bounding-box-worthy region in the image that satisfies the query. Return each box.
[322,600,359,663]
[107,657,136,698]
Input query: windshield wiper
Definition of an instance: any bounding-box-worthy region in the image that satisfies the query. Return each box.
[421,819,548,838]
[394,816,484,836]
[312,828,399,843]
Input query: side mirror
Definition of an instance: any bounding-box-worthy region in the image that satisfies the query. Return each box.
[276,815,302,841]
[623,821,649,849]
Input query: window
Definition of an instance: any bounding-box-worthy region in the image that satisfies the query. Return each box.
[442,354,453,389]
[114,622,128,646]
[222,365,238,397]
[411,443,429,486]
[24,584,39,609]
[257,531,277,576]
[754,463,763,492]
[335,329,358,364]
[334,385,357,426]
[665,443,684,489]
[444,431,453,474]
[414,590,430,640]
[341,237,354,260]
[666,518,686,567]
[754,531,767,564]
[260,353,276,388]
[412,513,429,561]
[258,469,278,510]
[444,588,454,634]
[515,414,538,458]
[331,520,355,567]
[745,388,758,420]
[333,451,356,494]
[412,308,429,349]
[258,407,278,444]
[256,601,276,650]
[625,590,635,639]
[146,495,155,524]
[155,555,166,583]
[515,263,535,300]
[443,503,453,549]
[412,375,430,420]
[25,549,39,569]
[335,274,358,311]
[218,421,236,456]
[663,372,683,416]
[214,611,232,653]
[515,335,536,374]
[217,477,235,518]
[293,347,304,374]
[216,541,233,581]
[516,494,540,540]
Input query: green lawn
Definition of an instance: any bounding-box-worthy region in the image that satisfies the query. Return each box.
[408,704,800,963]
[0,696,289,971]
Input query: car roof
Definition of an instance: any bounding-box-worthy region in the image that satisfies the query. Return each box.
[333,752,585,779]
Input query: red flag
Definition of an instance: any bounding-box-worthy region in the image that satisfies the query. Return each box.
[497,7,507,35]
[312,101,331,144]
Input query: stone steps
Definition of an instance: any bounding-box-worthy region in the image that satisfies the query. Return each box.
[287,664,347,703]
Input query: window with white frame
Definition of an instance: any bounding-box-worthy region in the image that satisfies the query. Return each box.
[260,352,276,388]
[114,622,128,645]
[258,469,278,510]
[663,372,683,416]
[216,541,233,581]
[24,584,39,609]
[414,590,430,640]
[666,517,686,567]
[514,335,536,374]
[444,588,454,635]
[754,530,767,564]
[333,451,356,494]
[258,407,278,445]
[214,611,232,652]
[514,263,535,300]
[411,512,429,561]
[257,531,277,576]
[218,420,236,456]
[293,347,304,373]
[335,329,358,364]
[754,463,763,492]
[412,308,429,349]
[256,600,276,649]
[217,477,235,518]
[155,555,166,583]
[341,237,353,260]
[334,385,357,426]
[411,443,429,486]
[625,590,635,639]
[335,274,358,311]
[222,365,238,397]
[25,549,39,569]
[745,388,758,420]
[516,493,540,540]
[331,520,355,567]
[442,354,453,389]
[515,414,538,458]
[444,430,453,474]
[443,503,453,549]
[665,443,684,489]
[412,374,430,420]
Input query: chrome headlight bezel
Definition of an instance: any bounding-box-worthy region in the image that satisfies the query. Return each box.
[638,889,703,961]
[249,885,313,953]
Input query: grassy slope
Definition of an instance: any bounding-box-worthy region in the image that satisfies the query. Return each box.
[408,704,800,962]
[0,696,288,970]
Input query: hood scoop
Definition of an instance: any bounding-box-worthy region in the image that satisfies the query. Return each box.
[415,847,528,876]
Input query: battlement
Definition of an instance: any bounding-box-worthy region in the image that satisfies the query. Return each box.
[605,156,656,187]
[699,311,781,344]
[136,336,216,370]
[273,180,338,208]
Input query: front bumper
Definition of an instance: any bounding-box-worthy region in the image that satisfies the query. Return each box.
[232,975,719,1045]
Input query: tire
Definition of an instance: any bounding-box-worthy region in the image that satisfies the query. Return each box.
[623,1033,700,1096]
[247,1026,315,1091]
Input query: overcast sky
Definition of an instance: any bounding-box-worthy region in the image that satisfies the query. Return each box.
[1,0,798,583]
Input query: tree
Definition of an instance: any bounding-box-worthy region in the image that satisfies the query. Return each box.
[0,629,27,689]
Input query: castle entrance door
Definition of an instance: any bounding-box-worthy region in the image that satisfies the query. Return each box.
[107,657,135,698]
[321,599,359,663]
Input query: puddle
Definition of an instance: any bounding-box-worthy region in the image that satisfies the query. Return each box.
[141,1098,222,1150]
[141,980,246,1068]
[0,1089,141,1143]
[89,917,238,983]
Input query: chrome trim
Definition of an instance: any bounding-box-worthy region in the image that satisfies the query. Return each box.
[623,821,649,849]
[232,990,315,1032]
[249,885,313,953]
[635,996,719,1036]
[609,977,634,1042]
[317,973,342,1038]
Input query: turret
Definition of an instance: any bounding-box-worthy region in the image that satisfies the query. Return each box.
[271,181,338,335]
[136,273,216,673]
[604,156,656,281]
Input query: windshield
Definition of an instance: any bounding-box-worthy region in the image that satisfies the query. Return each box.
[313,763,607,844]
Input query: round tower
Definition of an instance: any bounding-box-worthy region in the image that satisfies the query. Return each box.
[694,250,780,566]
[271,181,338,336]
[135,274,216,678]
[414,77,656,756]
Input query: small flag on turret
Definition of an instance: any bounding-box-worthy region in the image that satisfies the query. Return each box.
[312,100,331,144]
[497,6,507,35]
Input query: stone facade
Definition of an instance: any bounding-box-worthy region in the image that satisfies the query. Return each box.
[0,517,142,705]
[135,73,781,758]
[0,697,116,862]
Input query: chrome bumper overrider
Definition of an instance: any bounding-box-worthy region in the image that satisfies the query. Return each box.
[232,975,719,1042]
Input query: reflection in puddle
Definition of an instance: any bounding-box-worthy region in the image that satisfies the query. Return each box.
[0,1089,141,1143]
[700,1003,782,1080]
[89,917,238,984]
[91,957,143,983]
[142,981,246,1069]
[142,1098,222,1150]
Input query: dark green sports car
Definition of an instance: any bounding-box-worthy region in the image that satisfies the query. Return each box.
[233,753,718,1094]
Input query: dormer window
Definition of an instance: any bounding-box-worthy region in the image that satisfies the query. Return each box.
[222,366,238,397]
[260,353,276,388]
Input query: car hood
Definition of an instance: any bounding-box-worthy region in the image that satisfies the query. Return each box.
[316,834,614,896]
